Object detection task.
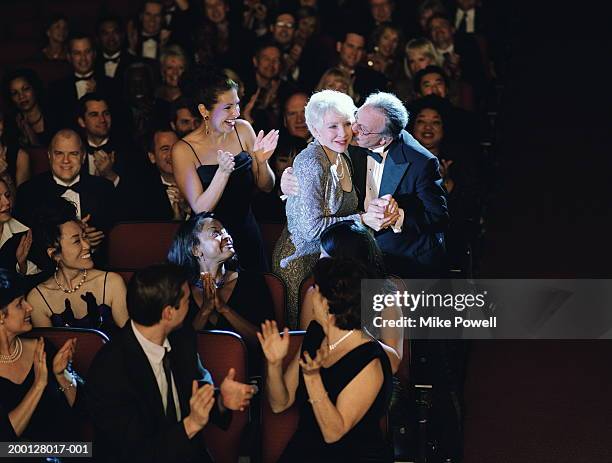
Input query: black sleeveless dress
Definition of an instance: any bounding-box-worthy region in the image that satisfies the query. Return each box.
[280,322,394,463]
[181,128,268,272]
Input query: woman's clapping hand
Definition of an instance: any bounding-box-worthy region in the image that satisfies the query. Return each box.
[217,150,235,174]
[257,320,289,366]
[252,129,279,164]
[33,338,48,390]
[52,338,77,376]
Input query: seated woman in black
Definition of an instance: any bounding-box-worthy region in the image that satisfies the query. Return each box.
[26,199,128,335]
[258,257,394,463]
[167,212,274,350]
[0,269,80,442]
[2,69,54,149]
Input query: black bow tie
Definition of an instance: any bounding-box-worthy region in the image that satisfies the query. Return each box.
[367,150,383,163]
[55,181,81,195]
[142,34,160,42]
[104,56,120,63]
[87,142,112,155]
[74,74,94,83]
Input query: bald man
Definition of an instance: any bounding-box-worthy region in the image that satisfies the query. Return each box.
[15,129,116,256]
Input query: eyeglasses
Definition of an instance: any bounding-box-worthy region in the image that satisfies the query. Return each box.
[275,21,295,28]
[353,111,385,136]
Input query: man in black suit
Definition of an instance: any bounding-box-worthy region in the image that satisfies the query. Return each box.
[15,129,114,250]
[48,33,117,130]
[86,263,255,463]
[281,92,448,277]
[95,15,136,82]
[129,127,190,221]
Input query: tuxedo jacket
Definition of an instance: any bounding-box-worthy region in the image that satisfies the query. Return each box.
[14,171,116,233]
[48,72,118,130]
[95,49,137,83]
[348,131,448,274]
[86,323,228,463]
[126,167,175,221]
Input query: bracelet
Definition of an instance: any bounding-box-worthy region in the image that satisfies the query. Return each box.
[307,391,328,405]
[58,381,75,393]
[58,373,76,392]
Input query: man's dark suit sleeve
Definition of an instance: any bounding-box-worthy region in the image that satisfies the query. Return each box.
[400,156,449,235]
[86,349,204,463]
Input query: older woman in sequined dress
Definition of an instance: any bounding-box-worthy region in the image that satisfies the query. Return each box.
[272,90,362,328]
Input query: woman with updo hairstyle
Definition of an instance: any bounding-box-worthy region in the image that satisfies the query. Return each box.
[259,257,393,462]
[315,68,355,102]
[172,65,279,273]
[167,211,273,350]
[300,220,403,372]
[273,89,360,328]
[26,198,128,335]
[0,269,81,442]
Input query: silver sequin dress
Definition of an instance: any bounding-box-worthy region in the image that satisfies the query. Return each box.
[272,142,360,328]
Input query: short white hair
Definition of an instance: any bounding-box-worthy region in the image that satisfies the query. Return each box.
[362,92,408,138]
[305,89,356,134]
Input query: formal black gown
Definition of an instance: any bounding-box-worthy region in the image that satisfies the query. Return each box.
[0,341,78,443]
[181,129,269,272]
[279,322,394,463]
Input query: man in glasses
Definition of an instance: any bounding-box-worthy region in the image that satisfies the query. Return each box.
[281,91,448,278]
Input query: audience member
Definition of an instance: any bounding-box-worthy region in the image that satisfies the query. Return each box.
[127,0,169,61]
[155,45,188,104]
[130,127,191,221]
[170,97,202,138]
[167,213,273,347]
[0,176,42,281]
[0,112,30,188]
[2,69,54,148]
[273,90,363,328]
[416,0,447,35]
[40,15,69,62]
[390,37,442,104]
[427,12,487,101]
[0,269,81,442]
[86,263,256,463]
[173,66,277,272]
[26,198,127,334]
[15,129,115,246]
[366,23,404,83]
[333,29,387,104]
[259,257,393,462]
[243,43,295,132]
[413,65,480,146]
[315,67,355,101]
[48,33,116,129]
[95,15,136,81]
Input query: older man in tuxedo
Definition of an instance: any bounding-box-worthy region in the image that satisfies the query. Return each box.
[14,129,115,251]
[282,92,448,277]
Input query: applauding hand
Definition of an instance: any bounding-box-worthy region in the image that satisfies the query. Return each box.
[252,130,279,164]
[220,368,257,411]
[52,337,77,376]
[257,320,289,366]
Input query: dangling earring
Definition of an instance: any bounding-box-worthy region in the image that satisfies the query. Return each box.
[204,115,210,135]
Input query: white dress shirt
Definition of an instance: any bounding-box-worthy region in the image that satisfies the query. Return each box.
[455,8,475,33]
[86,138,120,187]
[0,218,40,275]
[131,321,181,420]
[53,174,82,218]
[364,146,404,233]
[74,72,94,100]
[142,37,158,59]
[103,52,120,78]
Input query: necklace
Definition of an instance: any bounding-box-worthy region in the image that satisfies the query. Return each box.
[328,329,354,351]
[330,152,346,181]
[54,269,88,294]
[0,337,23,363]
[26,111,43,126]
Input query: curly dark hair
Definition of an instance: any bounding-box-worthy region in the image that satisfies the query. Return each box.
[1,68,46,114]
[313,257,369,330]
[30,197,78,262]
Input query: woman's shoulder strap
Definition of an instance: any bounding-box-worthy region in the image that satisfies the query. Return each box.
[179,139,203,165]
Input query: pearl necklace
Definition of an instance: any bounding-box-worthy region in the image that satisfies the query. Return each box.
[328,330,355,351]
[0,337,23,363]
[54,269,88,294]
